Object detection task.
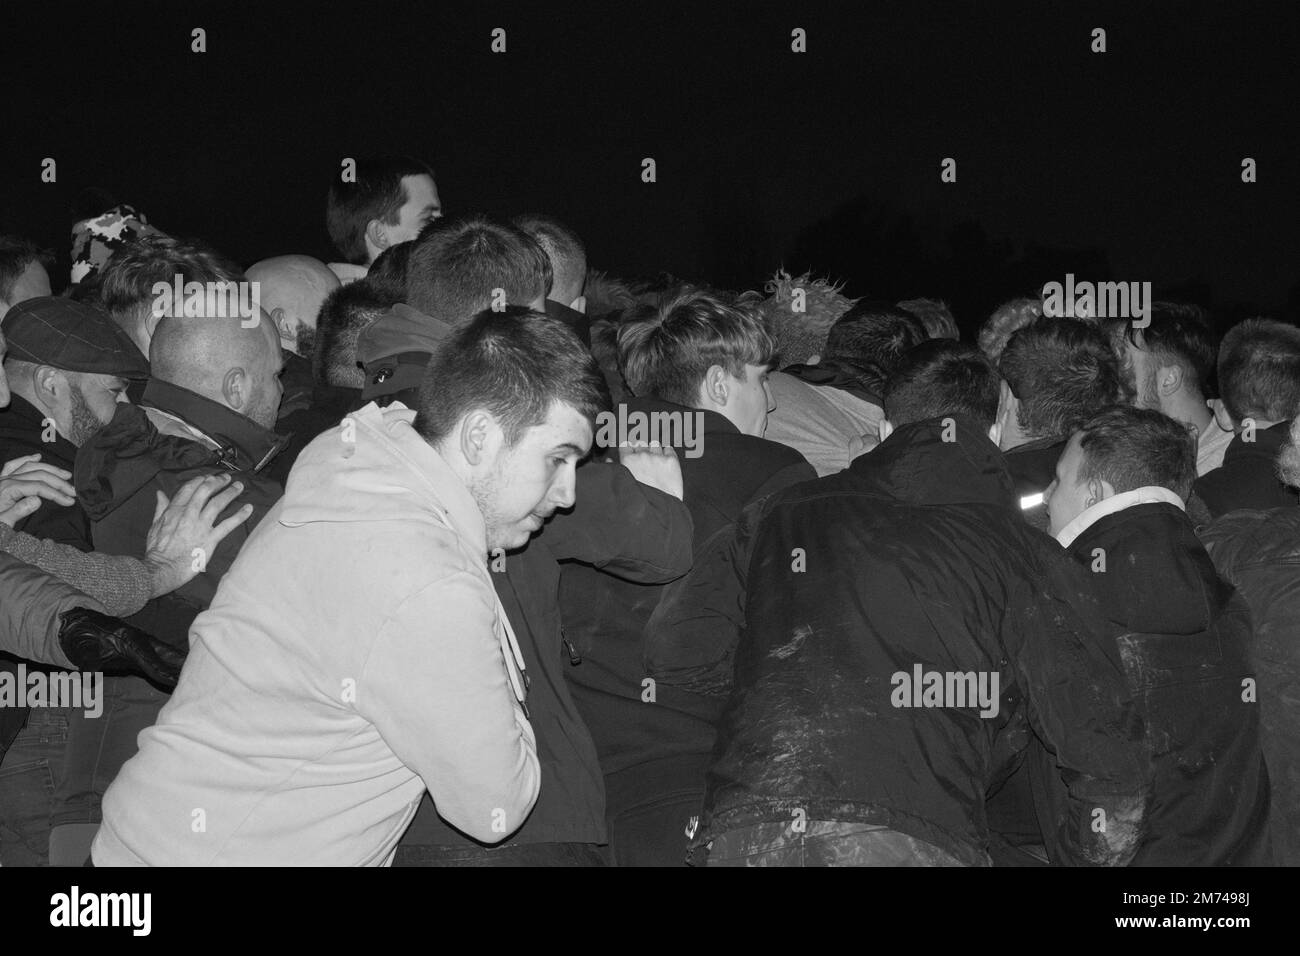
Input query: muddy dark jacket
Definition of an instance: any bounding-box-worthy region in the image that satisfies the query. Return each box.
[675,417,1150,866]
[1201,507,1300,865]
[559,397,814,812]
[400,458,694,848]
[1195,421,1299,517]
[1047,503,1271,865]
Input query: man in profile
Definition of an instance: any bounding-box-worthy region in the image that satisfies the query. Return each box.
[93,310,606,865]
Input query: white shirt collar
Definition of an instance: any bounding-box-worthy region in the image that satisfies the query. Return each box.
[1054,485,1186,549]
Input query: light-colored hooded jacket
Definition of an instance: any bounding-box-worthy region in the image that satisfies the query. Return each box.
[93,402,539,865]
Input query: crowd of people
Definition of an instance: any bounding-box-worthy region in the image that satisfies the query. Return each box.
[0,155,1295,867]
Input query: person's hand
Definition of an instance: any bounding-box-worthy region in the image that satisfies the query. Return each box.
[619,441,684,501]
[0,454,77,527]
[143,474,254,597]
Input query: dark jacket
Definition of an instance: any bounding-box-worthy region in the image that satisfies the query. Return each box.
[559,397,814,811]
[543,299,592,348]
[74,378,287,648]
[0,395,94,751]
[265,381,361,487]
[0,394,92,550]
[399,458,694,848]
[1003,435,1066,532]
[1201,508,1300,865]
[780,357,884,407]
[1047,502,1271,865]
[1195,421,1299,517]
[661,417,1150,866]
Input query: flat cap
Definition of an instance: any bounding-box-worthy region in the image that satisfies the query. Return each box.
[2,296,149,378]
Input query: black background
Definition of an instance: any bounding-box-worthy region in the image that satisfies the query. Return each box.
[3,0,1297,335]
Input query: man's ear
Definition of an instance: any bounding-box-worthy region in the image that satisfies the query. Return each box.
[33,365,64,403]
[1212,398,1236,433]
[365,218,390,256]
[1085,475,1116,507]
[271,307,297,344]
[571,294,587,315]
[700,365,728,407]
[222,367,248,412]
[459,409,493,467]
[878,419,894,443]
[1157,364,1183,397]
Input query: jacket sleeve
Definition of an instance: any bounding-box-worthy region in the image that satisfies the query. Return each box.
[643,496,765,697]
[354,572,540,844]
[542,460,694,583]
[0,523,153,617]
[0,550,104,669]
[1010,547,1153,866]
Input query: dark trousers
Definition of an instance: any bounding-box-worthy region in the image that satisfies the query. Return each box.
[392,841,607,867]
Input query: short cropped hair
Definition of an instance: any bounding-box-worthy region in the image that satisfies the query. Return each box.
[1217,318,1300,423]
[366,240,416,304]
[825,300,926,370]
[326,156,436,264]
[884,340,1001,430]
[314,280,388,388]
[512,214,586,303]
[618,290,776,407]
[898,298,960,341]
[999,317,1121,440]
[1075,405,1197,501]
[414,307,604,447]
[1121,302,1219,399]
[0,235,55,302]
[405,215,552,327]
[94,234,243,332]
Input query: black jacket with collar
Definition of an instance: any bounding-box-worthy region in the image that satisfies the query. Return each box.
[73,379,288,649]
[655,416,1151,866]
[1195,420,1299,517]
[558,396,815,808]
[1047,502,1271,866]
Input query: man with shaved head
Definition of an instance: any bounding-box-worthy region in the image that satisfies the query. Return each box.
[67,296,288,862]
[513,214,589,344]
[245,255,339,424]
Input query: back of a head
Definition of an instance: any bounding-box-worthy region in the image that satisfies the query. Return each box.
[405,215,552,326]
[1217,317,1300,424]
[898,298,960,341]
[245,255,339,326]
[979,296,1043,362]
[96,234,243,337]
[999,316,1121,441]
[512,214,587,306]
[825,300,927,373]
[0,235,55,304]
[325,155,436,265]
[1122,301,1219,400]
[414,306,605,446]
[314,280,388,389]
[366,241,416,304]
[617,289,775,406]
[1076,405,1197,501]
[884,339,1001,431]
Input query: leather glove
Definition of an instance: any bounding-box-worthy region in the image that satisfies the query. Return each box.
[57,607,185,690]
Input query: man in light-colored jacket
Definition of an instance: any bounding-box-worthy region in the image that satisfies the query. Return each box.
[92,309,607,865]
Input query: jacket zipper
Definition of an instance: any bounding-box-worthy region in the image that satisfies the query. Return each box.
[561,627,582,665]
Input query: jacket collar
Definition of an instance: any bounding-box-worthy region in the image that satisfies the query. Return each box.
[781,359,884,407]
[1224,419,1291,461]
[624,394,739,436]
[1055,485,1185,549]
[0,394,80,466]
[142,378,289,473]
[848,415,1017,508]
[543,298,592,347]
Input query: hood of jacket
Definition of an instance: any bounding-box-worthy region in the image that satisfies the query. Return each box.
[278,401,486,554]
[847,414,1018,510]
[781,358,884,407]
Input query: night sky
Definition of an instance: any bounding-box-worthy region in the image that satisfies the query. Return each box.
[3,1,1297,332]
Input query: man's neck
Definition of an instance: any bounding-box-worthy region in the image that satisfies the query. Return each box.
[1164,392,1213,434]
